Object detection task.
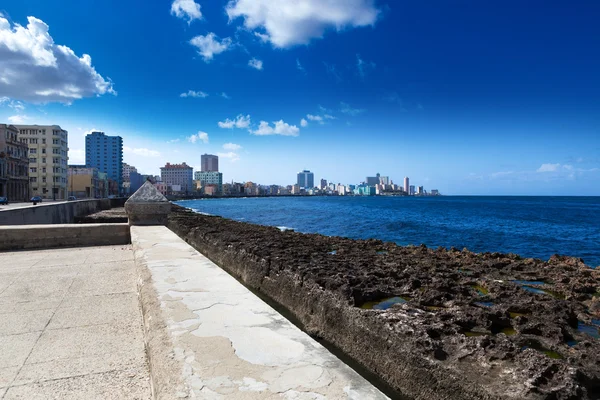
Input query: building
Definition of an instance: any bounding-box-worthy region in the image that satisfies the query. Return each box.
[431,189,440,196]
[297,170,314,189]
[129,171,145,194]
[201,154,219,172]
[417,186,424,195]
[194,171,223,194]
[379,176,390,185]
[85,131,123,194]
[409,185,415,196]
[0,124,29,201]
[366,173,380,186]
[68,166,100,198]
[14,125,69,200]
[161,162,193,193]
[122,163,137,183]
[404,177,409,194]
[320,179,328,190]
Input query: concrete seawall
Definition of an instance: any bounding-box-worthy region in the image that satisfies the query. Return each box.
[0,198,126,225]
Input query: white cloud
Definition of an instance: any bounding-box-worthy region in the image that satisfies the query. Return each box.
[218,114,251,129]
[324,114,336,120]
[124,146,161,157]
[217,151,240,162]
[68,148,85,165]
[180,90,208,98]
[83,128,101,137]
[356,54,375,78]
[167,138,180,143]
[340,101,365,116]
[296,59,305,73]
[251,120,299,137]
[221,92,231,99]
[7,115,28,124]
[190,33,232,62]
[223,142,242,151]
[0,16,115,103]
[300,118,308,127]
[254,32,269,42]
[306,114,323,122]
[248,58,263,70]
[537,163,561,173]
[0,97,25,111]
[171,0,202,24]
[226,0,381,48]
[188,131,209,144]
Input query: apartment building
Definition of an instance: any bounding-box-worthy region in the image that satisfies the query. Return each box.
[0,124,29,201]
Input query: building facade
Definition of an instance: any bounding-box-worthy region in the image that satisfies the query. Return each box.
[297,170,314,189]
[67,166,100,198]
[160,162,193,193]
[404,177,410,194]
[85,131,123,194]
[366,173,380,186]
[194,171,223,194]
[0,124,29,201]
[201,154,219,172]
[15,125,69,200]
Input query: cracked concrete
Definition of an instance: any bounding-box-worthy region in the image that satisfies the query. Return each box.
[132,225,389,399]
[0,245,151,400]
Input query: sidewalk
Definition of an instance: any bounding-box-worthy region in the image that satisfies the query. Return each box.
[0,245,151,400]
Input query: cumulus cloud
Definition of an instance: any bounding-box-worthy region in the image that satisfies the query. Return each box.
[124,146,161,157]
[537,163,561,173]
[223,142,242,151]
[226,0,381,48]
[190,33,232,62]
[217,151,240,162]
[340,101,365,116]
[218,114,251,129]
[306,114,323,124]
[300,118,308,127]
[252,120,299,137]
[171,0,202,24]
[188,131,209,144]
[180,90,208,98]
[248,57,263,70]
[8,115,28,124]
[68,148,85,165]
[0,15,115,103]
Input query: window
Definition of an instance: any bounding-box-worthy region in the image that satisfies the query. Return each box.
[30,148,37,154]
[42,177,46,183]
[29,158,37,163]
[42,139,46,144]
[30,167,37,173]
[42,167,46,173]
[42,158,46,163]
[30,177,37,183]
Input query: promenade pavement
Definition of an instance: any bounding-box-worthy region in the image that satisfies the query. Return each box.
[0,245,151,399]
[0,200,69,211]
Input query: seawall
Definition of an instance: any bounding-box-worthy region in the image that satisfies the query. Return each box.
[0,198,126,225]
[168,205,600,400]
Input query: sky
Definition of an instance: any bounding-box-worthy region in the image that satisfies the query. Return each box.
[1,0,599,195]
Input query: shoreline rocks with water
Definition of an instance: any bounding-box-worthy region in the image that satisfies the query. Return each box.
[168,205,600,400]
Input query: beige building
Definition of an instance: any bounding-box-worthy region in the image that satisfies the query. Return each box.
[15,125,69,200]
[67,166,100,198]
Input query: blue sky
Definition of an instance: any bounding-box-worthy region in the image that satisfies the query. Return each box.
[1,0,599,195]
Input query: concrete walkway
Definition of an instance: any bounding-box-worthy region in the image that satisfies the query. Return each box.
[132,226,389,399]
[0,245,151,399]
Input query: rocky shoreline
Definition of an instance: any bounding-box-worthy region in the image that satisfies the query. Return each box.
[168,205,600,400]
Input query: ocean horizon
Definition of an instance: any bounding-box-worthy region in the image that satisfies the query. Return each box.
[177,195,600,268]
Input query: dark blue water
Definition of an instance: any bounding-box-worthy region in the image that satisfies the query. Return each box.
[176,196,600,267]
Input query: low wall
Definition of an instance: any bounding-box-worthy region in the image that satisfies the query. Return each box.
[0,223,130,251]
[0,198,126,225]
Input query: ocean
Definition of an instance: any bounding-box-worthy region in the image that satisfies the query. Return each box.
[176,196,600,268]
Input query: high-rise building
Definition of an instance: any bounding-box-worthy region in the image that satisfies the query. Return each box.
[404,177,409,194]
[320,179,327,189]
[85,131,123,194]
[195,170,223,194]
[379,176,390,185]
[297,170,314,189]
[201,154,219,172]
[161,162,193,193]
[366,173,380,186]
[417,186,424,195]
[122,163,137,182]
[409,185,415,196]
[0,124,29,201]
[15,124,68,200]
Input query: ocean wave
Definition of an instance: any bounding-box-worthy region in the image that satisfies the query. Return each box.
[277,226,295,231]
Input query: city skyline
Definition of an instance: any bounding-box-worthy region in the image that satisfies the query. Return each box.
[1,1,599,195]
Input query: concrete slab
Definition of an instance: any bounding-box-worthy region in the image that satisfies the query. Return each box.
[0,245,151,399]
[132,225,389,400]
